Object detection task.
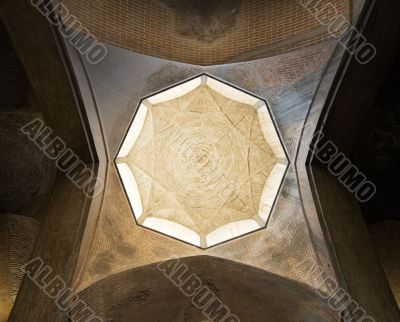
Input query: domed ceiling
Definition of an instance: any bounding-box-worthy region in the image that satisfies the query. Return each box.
[115,75,288,247]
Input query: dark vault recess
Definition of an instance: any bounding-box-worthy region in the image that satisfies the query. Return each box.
[352,49,400,224]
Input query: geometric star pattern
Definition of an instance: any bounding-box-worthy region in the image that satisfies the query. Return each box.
[115,74,288,248]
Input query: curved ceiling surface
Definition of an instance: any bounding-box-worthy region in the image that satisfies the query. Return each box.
[76,256,339,322]
[115,75,288,248]
[62,0,351,65]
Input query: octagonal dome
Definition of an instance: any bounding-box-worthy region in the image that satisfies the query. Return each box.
[115,75,288,248]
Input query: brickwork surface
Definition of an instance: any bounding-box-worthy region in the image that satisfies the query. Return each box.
[62,0,349,65]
